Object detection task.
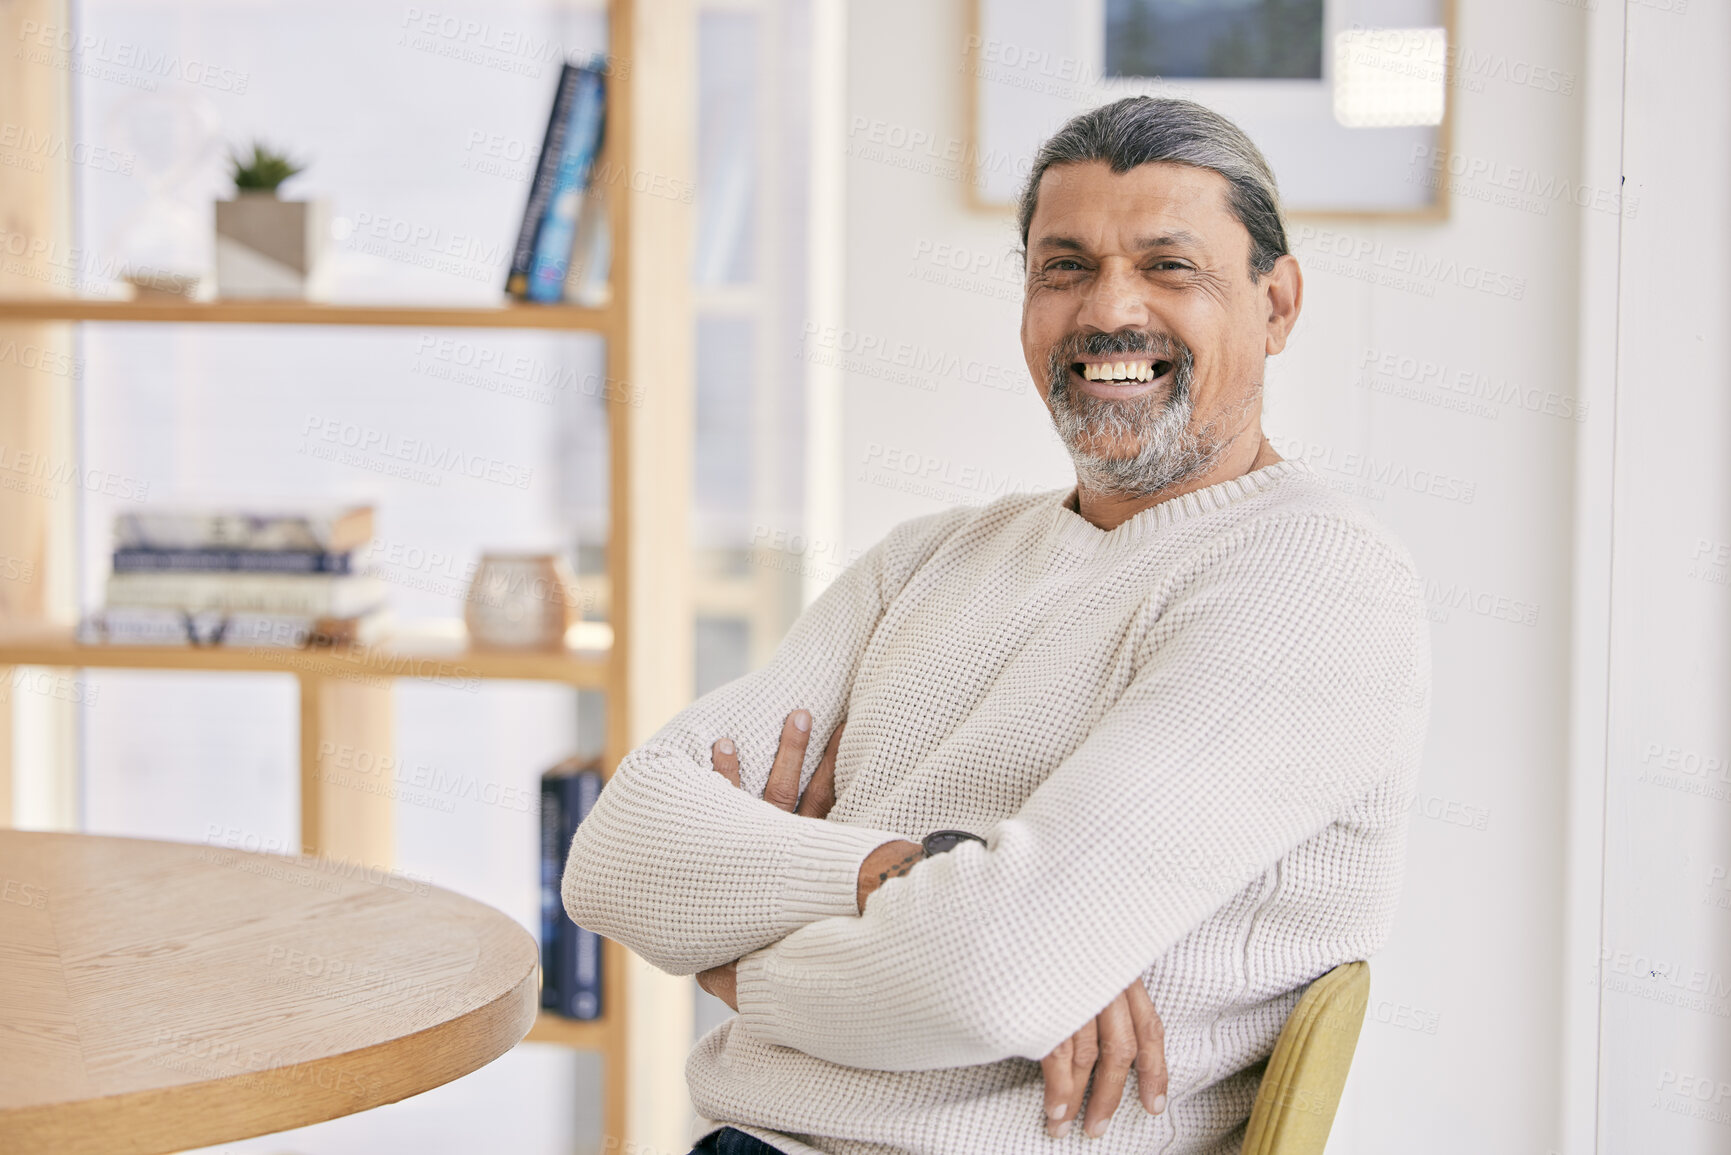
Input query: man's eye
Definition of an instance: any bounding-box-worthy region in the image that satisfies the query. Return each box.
[1046,259,1085,273]
[1149,260,1190,272]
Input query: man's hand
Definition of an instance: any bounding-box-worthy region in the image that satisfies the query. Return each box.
[697,711,1169,1142]
[1041,980,1167,1138]
[708,708,842,817]
[696,710,847,1010]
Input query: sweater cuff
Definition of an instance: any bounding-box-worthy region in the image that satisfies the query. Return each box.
[733,943,786,1046]
[778,819,906,922]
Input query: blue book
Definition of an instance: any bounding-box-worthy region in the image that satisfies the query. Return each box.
[541,759,605,1019]
[508,63,583,298]
[556,768,605,1018]
[113,548,354,574]
[526,65,606,303]
[539,771,566,1011]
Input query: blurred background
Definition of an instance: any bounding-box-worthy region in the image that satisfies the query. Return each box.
[0,0,1721,1153]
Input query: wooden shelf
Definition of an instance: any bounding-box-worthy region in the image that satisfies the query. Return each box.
[522,1012,608,1050]
[0,625,611,687]
[0,0,695,1145]
[0,298,613,332]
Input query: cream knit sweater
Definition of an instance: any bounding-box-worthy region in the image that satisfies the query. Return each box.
[563,460,1430,1155]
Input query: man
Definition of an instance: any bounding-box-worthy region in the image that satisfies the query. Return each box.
[564,97,1429,1155]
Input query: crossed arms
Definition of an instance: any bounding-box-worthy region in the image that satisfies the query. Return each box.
[697,713,1169,1140]
[561,508,1426,1071]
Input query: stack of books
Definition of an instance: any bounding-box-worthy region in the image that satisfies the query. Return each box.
[80,505,392,648]
[505,59,610,306]
[540,755,605,1019]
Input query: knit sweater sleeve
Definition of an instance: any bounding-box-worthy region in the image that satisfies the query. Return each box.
[560,507,969,976]
[732,513,1431,1070]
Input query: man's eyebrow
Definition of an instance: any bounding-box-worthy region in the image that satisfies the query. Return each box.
[1029,230,1207,253]
[1131,230,1205,250]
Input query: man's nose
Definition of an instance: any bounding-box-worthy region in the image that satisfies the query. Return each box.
[1076,263,1151,333]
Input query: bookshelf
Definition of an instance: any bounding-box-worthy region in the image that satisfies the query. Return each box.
[0,624,612,686]
[0,0,696,1151]
[0,299,612,330]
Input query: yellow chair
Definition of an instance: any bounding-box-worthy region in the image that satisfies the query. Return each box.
[1240,961,1371,1155]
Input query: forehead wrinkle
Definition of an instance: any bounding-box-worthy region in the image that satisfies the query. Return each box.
[1131,230,1206,251]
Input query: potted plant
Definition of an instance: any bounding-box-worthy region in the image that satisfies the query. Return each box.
[214,141,327,299]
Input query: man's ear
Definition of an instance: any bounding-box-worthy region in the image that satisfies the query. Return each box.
[1262,254,1303,356]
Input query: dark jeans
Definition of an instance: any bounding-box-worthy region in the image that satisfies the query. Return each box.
[687,1125,786,1155]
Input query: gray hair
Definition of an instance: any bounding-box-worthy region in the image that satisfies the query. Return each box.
[1016,97,1289,279]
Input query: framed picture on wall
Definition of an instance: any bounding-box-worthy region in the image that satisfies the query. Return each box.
[967,0,1456,219]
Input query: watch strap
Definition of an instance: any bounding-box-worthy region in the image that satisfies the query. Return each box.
[921,829,986,858]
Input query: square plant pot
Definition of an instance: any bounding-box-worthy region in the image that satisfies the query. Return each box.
[215,193,328,299]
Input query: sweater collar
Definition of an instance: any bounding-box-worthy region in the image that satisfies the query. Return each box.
[1044,460,1310,554]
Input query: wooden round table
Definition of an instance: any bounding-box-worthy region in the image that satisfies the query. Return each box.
[0,830,538,1155]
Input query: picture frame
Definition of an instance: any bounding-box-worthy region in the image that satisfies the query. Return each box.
[965,0,1457,221]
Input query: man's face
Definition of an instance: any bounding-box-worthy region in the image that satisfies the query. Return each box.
[1019,160,1295,496]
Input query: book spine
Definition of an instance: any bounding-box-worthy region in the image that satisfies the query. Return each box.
[555,769,605,1019]
[112,509,371,552]
[526,68,606,303]
[113,549,354,574]
[105,573,384,618]
[79,608,194,645]
[572,770,603,1018]
[540,773,565,1011]
[508,63,582,299]
[214,610,391,649]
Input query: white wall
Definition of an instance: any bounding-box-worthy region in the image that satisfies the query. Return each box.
[1597,0,1731,1149]
[836,2,1594,1150]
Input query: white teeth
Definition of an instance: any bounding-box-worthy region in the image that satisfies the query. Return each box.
[1081,360,1157,381]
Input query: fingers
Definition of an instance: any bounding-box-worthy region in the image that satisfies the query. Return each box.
[1125,980,1169,1115]
[1039,985,1169,1142]
[794,720,845,818]
[712,711,829,811]
[709,737,742,788]
[1081,992,1138,1139]
[1041,1019,1095,1139]
[761,709,813,811]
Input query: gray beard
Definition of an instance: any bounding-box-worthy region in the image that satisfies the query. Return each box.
[1045,345,1228,498]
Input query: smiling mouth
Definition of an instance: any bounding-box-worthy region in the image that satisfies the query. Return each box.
[1075,359,1173,383]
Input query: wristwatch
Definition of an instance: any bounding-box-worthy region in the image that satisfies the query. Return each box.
[921,829,986,858]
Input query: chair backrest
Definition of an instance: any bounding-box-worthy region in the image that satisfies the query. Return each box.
[1240,961,1370,1155]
